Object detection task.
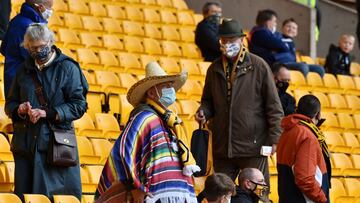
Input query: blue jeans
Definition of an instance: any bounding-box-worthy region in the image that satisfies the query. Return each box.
[285,62,325,77]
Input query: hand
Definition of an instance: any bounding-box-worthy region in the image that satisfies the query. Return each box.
[18,102,32,115]
[28,109,46,124]
[182,164,201,177]
[195,110,206,125]
[131,189,153,203]
[271,144,277,155]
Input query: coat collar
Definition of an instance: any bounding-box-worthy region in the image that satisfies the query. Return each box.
[214,50,253,78]
[20,3,47,24]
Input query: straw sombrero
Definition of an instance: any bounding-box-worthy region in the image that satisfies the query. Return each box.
[127,62,188,107]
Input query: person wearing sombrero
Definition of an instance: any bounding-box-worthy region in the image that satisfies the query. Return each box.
[94,62,199,203]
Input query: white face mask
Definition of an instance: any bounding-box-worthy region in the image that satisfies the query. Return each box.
[271,26,276,34]
[42,8,53,20]
[221,42,240,58]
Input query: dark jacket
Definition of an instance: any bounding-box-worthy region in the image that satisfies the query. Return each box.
[324,44,352,75]
[5,47,88,200]
[231,187,259,203]
[277,114,330,203]
[274,33,297,63]
[199,52,284,159]
[195,18,222,62]
[249,26,289,66]
[0,3,47,97]
[279,91,295,116]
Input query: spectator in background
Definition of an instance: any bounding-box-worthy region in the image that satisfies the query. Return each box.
[5,23,87,202]
[195,2,222,62]
[195,19,283,190]
[197,173,235,203]
[0,0,11,40]
[271,63,295,116]
[248,9,289,66]
[277,95,330,203]
[276,18,325,77]
[232,168,268,203]
[1,0,53,97]
[324,34,355,75]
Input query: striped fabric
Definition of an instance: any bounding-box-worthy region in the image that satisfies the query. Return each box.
[96,108,196,203]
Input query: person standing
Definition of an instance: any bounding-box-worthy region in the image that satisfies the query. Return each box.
[5,23,87,201]
[0,0,11,40]
[1,0,53,97]
[277,95,330,203]
[195,2,222,62]
[195,19,284,188]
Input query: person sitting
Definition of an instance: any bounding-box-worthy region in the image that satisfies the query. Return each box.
[276,18,325,77]
[324,34,355,75]
[271,63,295,116]
[197,173,235,203]
[195,2,223,62]
[248,9,289,66]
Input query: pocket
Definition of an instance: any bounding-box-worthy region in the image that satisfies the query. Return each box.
[11,122,32,154]
[37,125,51,152]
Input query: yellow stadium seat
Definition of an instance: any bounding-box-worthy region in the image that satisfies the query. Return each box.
[311,91,333,112]
[172,0,189,10]
[331,153,360,176]
[140,54,158,69]
[182,120,198,139]
[81,195,94,203]
[125,6,144,22]
[80,167,93,193]
[269,176,278,203]
[143,38,162,55]
[337,113,356,132]
[77,48,102,70]
[144,24,162,39]
[354,76,360,90]
[342,178,360,197]
[289,70,308,90]
[143,8,161,23]
[344,95,360,114]
[316,57,326,66]
[0,162,14,192]
[177,11,195,25]
[328,94,351,113]
[198,61,211,76]
[94,70,127,94]
[354,114,360,130]
[330,178,350,203]
[0,193,22,203]
[157,0,173,7]
[61,47,77,61]
[350,154,360,169]
[89,2,107,17]
[99,50,120,70]
[181,43,201,59]
[178,79,203,101]
[118,52,143,74]
[337,75,358,95]
[267,156,277,175]
[74,113,103,138]
[323,131,351,153]
[342,132,360,154]
[58,29,83,49]
[79,32,103,49]
[68,0,89,14]
[102,18,123,35]
[86,93,103,121]
[160,10,178,24]
[103,34,124,51]
[48,13,64,31]
[118,73,138,91]
[323,73,343,94]
[82,16,104,33]
[299,55,315,64]
[179,27,195,42]
[141,0,157,4]
[52,0,68,12]
[123,36,144,53]
[306,72,327,92]
[77,136,101,165]
[178,100,199,120]
[83,165,103,188]
[0,106,12,133]
[64,13,84,30]
[194,14,203,25]
[350,62,360,76]
[91,138,113,165]
[94,113,121,140]
[24,194,51,203]
[109,94,134,126]
[122,21,144,37]
[161,25,181,41]
[321,112,343,132]
[161,41,182,57]
[82,70,101,92]
[159,57,181,74]
[0,135,13,161]
[106,5,126,20]
[293,90,310,104]
[179,59,203,81]
[53,195,80,203]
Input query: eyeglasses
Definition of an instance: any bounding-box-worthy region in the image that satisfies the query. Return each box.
[249,180,268,197]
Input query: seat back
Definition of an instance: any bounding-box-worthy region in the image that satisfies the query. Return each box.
[331,153,353,169]
[330,178,347,202]
[24,194,51,203]
[0,193,22,203]
[95,113,120,132]
[53,195,80,203]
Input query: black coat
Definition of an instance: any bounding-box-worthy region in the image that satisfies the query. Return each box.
[195,18,222,62]
[231,187,259,203]
[278,91,295,116]
[324,44,352,75]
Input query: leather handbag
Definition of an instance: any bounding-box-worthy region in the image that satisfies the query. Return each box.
[30,71,78,167]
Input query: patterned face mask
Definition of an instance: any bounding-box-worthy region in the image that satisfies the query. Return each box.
[221,42,240,58]
[30,45,51,61]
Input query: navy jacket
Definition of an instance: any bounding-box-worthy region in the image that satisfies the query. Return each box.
[274,33,297,63]
[195,18,221,62]
[278,91,295,116]
[0,3,47,97]
[324,44,352,75]
[249,26,289,65]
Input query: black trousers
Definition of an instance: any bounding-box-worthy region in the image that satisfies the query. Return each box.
[0,0,11,40]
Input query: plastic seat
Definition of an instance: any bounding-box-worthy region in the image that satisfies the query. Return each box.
[178,100,199,119]
[94,71,127,94]
[0,162,14,192]
[94,113,121,140]
[179,27,195,42]
[161,41,182,57]
[76,136,101,165]
[58,29,82,49]
[53,195,80,203]
[171,0,188,10]
[194,14,203,24]
[350,154,360,169]
[198,62,211,76]
[181,43,201,59]
[102,18,123,35]
[323,73,342,93]
[342,132,360,154]
[144,24,162,39]
[337,75,358,95]
[141,0,157,4]
[159,10,177,24]
[99,50,120,70]
[159,57,181,74]
[79,32,103,49]
[122,21,144,37]
[0,135,13,161]
[109,94,134,126]
[0,193,22,203]
[342,178,360,197]
[77,48,102,70]
[269,176,278,203]
[353,114,360,130]
[103,34,124,51]
[89,2,107,17]
[80,167,93,193]
[82,16,104,33]
[306,72,326,92]
[354,76,360,90]
[61,47,77,60]
[140,55,158,69]
[81,195,95,203]
[125,6,144,22]
[293,90,310,105]
[161,25,180,41]
[143,38,162,55]
[47,13,64,31]
[344,95,360,113]
[157,0,173,7]
[74,113,103,138]
[329,178,349,203]
[118,73,138,90]
[68,0,89,14]
[64,13,84,30]
[328,94,351,113]
[123,36,144,53]
[289,70,308,90]
[299,55,315,64]
[0,106,12,133]
[106,5,126,19]
[118,53,143,74]
[179,59,203,81]
[52,0,68,12]
[24,194,51,203]
[177,11,194,25]
[321,112,343,132]
[82,70,101,92]
[331,153,360,176]
[323,131,351,153]
[178,79,203,101]
[91,139,113,165]
[143,8,161,23]
[337,113,356,132]
[311,92,332,112]
[351,63,360,75]
[87,92,104,121]
[83,165,103,190]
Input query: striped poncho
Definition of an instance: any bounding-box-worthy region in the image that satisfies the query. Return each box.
[96,105,197,203]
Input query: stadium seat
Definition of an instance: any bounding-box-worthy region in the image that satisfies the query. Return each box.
[89,2,107,17]
[52,0,68,12]
[0,193,22,203]
[311,92,333,112]
[0,106,12,133]
[323,73,343,94]
[74,113,103,138]
[82,16,104,33]
[179,27,195,42]
[198,61,211,76]
[61,47,77,61]
[179,59,203,81]
[76,136,101,165]
[87,92,104,120]
[299,55,315,64]
[178,79,203,101]
[143,8,161,23]
[327,94,351,113]
[82,195,95,203]
[159,57,181,74]
[316,57,326,66]
[351,63,360,76]
[91,138,113,165]
[160,10,178,24]
[118,52,143,74]
[193,14,203,25]
[64,13,84,30]
[53,195,80,203]
[0,162,14,192]
[353,114,360,130]
[118,73,138,90]
[269,176,278,203]
[48,13,64,31]
[323,131,351,153]
[331,153,360,176]
[306,72,327,92]
[94,113,121,140]
[83,165,104,188]
[79,32,103,49]
[178,100,199,120]
[144,24,162,39]
[321,112,343,132]
[99,50,120,70]
[161,25,181,41]
[109,94,134,126]
[102,18,123,35]
[337,74,359,95]
[342,178,360,197]
[343,132,360,154]
[123,36,144,53]
[354,76,360,90]
[161,41,182,57]
[122,21,145,37]
[68,0,89,14]
[106,5,126,20]
[267,156,277,175]
[94,71,127,94]
[177,11,195,25]
[126,0,141,3]
[80,167,94,193]
[24,194,51,203]
[140,55,158,69]
[157,0,173,7]
[141,0,157,4]
[143,38,163,55]
[0,135,13,161]
[337,113,356,132]
[350,154,360,169]
[288,70,308,90]
[82,70,101,92]
[103,34,124,51]
[181,43,201,59]
[77,48,102,70]
[58,29,82,49]
[172,0,189,10]
[330,178,351,203]
[344,95,360,114]
[125,6,144,22]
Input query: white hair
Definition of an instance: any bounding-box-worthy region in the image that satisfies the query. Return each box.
[22,23,55,50]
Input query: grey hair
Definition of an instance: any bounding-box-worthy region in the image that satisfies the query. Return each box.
[22,23,55,49]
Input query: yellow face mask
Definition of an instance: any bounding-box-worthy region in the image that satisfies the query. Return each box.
[250,180,269,200]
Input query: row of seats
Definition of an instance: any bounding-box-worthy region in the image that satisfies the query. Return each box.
[324,131,360,154]
[0,193,94,203]
[320,112,360,132]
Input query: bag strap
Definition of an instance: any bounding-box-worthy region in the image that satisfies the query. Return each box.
[30,71,48,109]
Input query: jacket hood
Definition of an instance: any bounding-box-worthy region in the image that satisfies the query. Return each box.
[24,46,71,71]
[281,114,313,131]
[20,3,47,23]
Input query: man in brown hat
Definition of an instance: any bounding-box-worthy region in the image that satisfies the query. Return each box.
[195,19,284,189]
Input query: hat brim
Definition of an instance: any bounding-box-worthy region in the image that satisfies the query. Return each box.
[218,33,247,38]
[127,72,188,107]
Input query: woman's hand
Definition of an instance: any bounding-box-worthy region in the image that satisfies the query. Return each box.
[18,102,32,115]
[28,109,46,123]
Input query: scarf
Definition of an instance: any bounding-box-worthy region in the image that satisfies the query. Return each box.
[146,99,197,167]
[299,120,329,157]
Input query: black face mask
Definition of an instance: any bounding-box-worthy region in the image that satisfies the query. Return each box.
[207,14,221,25]
[276,81,289,93]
